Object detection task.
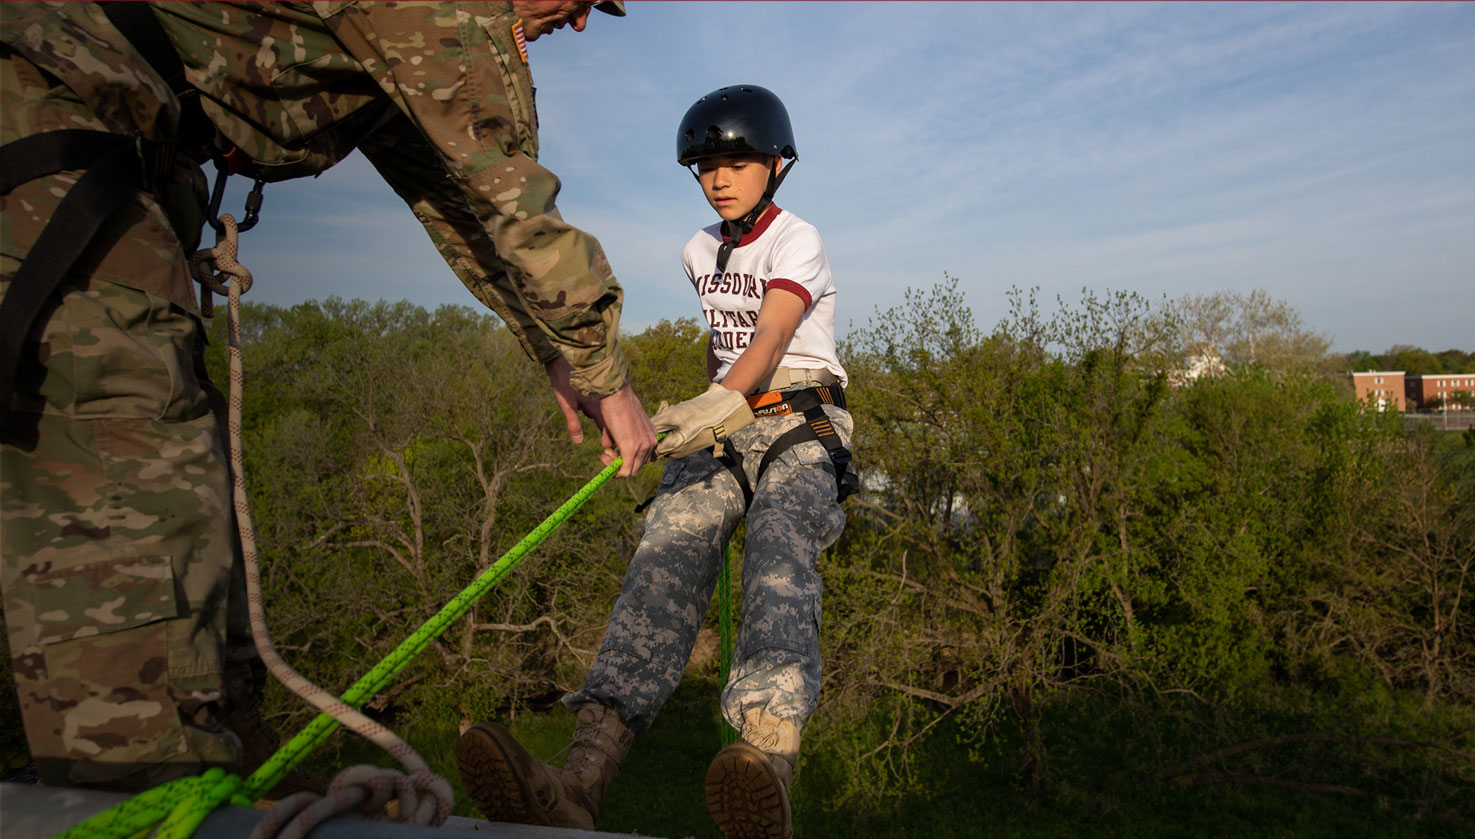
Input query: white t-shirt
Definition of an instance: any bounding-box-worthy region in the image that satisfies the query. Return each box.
[681,205,847,388]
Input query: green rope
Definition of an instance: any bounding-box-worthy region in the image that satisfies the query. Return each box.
[718,540,738,747]
[58,457,626,839]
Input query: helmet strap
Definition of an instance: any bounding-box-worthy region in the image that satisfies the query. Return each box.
[714,158,795,275]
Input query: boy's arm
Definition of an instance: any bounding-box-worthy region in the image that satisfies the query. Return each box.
[652,288,804,459]
[719,288,807,395]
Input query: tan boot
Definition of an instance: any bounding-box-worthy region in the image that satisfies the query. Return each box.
[457,703,632,829]
[705,708,800,839]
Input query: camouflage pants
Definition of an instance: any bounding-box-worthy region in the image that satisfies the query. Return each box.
[0,273,255,789]
[565,401,850,736]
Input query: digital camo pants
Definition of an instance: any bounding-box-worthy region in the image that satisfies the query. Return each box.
[564,402,851,736]
[0,274,254,789]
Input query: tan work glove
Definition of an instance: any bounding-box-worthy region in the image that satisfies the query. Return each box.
[652,383,755,459]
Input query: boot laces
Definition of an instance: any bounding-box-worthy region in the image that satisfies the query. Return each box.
[555,718,610,780]
[747,721,783,753]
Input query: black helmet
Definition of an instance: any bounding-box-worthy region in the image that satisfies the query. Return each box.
[677,84,797,166]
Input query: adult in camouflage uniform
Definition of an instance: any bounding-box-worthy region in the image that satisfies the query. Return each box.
[0,0,652,792]
[458,84,853,838]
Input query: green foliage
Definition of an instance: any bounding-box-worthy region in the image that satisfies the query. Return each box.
[822,277,1473,816]
[1344,345,1474,375]
[202,299,655,729]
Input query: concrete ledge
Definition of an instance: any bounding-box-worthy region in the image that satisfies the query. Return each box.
[0,782,659,839]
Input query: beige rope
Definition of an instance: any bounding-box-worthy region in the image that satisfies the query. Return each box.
[191,216,454,831]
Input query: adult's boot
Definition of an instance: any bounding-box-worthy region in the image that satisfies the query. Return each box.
[216,699,328,801]
[457,703,633,829]
[705,708,800,839]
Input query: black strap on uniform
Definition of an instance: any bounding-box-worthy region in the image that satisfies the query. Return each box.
[717,384,857,506]
[99,2,218,154]
[716,445,756,508]
[0,133,151,443]
[1,4,245,443]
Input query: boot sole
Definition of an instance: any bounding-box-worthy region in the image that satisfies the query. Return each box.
[456,724,550,825]
[705,741,791,839]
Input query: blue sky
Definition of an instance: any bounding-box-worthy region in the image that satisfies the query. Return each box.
[226,1,1475,353]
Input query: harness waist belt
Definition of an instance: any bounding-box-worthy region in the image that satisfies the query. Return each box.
[749,366,839,394]
[747,382,847,417]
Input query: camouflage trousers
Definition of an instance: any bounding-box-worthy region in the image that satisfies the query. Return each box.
[564,401,851,736]
[0,272,257,789]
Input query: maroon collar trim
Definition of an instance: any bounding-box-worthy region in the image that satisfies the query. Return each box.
[721,204,782,248]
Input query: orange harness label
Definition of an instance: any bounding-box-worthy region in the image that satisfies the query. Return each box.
[747,391,793,417]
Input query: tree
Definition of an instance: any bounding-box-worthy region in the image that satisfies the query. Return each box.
[1165,289,1332,375]
[206,300,645,725]
[1386,344,1444,376]
[1435,349,1475,374]
[826,280,1185,796]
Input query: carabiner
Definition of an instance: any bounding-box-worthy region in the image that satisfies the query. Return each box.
[207,162,265,234]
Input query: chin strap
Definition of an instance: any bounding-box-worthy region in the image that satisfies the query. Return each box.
[711,158,796,275]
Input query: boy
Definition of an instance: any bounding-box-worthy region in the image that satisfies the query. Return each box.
[457,84,854,839]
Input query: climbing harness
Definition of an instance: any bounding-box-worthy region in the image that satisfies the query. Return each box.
[717,383,859,507]
[0,2,265,440]
[0,129,176,443]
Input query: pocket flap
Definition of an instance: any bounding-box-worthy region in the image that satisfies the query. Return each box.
[34,554,178,645]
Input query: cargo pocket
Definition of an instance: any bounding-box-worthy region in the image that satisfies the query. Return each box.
[35,554,187,773]
[756,591,822,658]
[657,457,688,492]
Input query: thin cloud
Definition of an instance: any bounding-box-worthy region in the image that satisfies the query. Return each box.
[239,2,1474,354]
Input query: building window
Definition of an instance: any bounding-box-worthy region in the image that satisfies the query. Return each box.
[1375,376,1383,384]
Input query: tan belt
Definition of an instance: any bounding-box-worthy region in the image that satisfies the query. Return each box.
[750,366,839,393]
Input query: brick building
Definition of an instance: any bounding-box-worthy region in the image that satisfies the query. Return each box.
[1347,371,1406,412]
[1405,373,1475,411]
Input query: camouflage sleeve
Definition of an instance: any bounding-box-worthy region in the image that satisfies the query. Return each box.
[356,114,562,366]
[316,1,629,397]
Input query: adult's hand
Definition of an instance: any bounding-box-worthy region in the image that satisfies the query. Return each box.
[545,357,656,477]
[596,383,657,477]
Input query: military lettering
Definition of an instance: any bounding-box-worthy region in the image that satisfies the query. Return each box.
[690,271,768,300]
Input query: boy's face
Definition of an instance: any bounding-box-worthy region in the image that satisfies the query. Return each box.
[695,154,782,222]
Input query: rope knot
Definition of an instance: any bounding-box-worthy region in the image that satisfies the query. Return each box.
[191,213,253,316]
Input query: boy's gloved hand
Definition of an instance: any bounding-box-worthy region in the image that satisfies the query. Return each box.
[652,383,755,459]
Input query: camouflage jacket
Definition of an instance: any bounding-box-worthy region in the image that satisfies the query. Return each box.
[0,1,628,396]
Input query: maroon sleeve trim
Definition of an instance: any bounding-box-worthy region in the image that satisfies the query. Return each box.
[767,278,812,309]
